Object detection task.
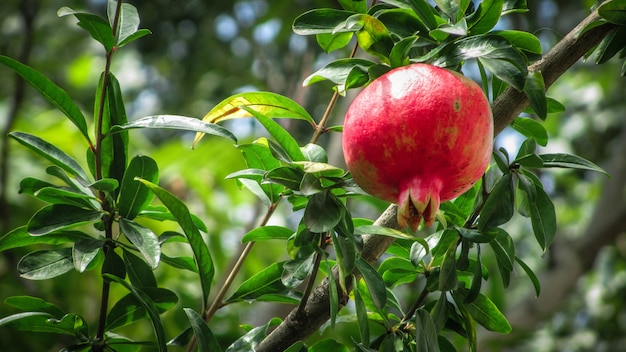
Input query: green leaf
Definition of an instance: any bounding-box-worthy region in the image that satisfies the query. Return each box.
[106,288,178,330]
[478,173,515,232]
[9,132,89,181]
[434,0,470,22]
[119,218,160,269]
[468,0,504,35]
[510,117,548,146]
[194,91,313,146]
[5,296,65,317]
[265,166,304,191]
[452,293,477,352]
[316,32,354,53]
[537,153,609,176]
[339,0,367,12]
[103,274,167,352]
[122,247,158,289]
[457,288,511,333]
[310,339,349,352]
[282,252,316,288]
[406,0,438,30]
[183,308,222,352]
[136,206,208,233]
[0,56,90,142]
[27,204,102,236]
[224,317,282,352]
[415,309,438,352]
[389,36,419,68]
[515,256,540,296]
[598,0,626,25]
[513,139,543,168]
[293,9,355,35]
[303,58,375,94]
[112,115,236,142]
[118,28,152,47]
[489,229,515,287]
[304,191,343,233]
[376,9,429,38]
[356,15,394,62]
[136,179,214,308]
[431,293,448,333]
[58,7,115,51]
[18,248,74,280]
[301,143,328,163]
[102,248,126,280]
[31,186,99,210]
[108,2,141,46]
[524,71,547,120]
[355,257,387,310]
[99,73,129,191]
[492,30,542,54]
[353,276,370,346]
[327,259,340,328]
[73,238,103,273]
[242,226,293,243]
[502,0,528,15]
[242,107,305,162]
[527,186,556,252]
[439,240,458,291]
[161,254,197,273]
[226,262,288,303]
[117,156,159,219]
[354,224,423,241]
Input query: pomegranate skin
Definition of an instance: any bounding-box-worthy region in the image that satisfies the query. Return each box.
[342,64,493,230]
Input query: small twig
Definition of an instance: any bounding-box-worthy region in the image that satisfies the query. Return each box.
[309,43,359,144]
[402,284,430,323]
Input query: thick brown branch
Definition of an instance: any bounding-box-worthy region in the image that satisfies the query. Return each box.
[256,8,617,352]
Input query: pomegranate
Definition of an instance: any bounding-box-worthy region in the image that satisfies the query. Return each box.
[342,64,493,231]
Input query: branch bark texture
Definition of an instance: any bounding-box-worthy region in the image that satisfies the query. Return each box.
[256,8,617,352]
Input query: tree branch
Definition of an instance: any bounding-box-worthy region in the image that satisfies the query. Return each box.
[256,8,617,352]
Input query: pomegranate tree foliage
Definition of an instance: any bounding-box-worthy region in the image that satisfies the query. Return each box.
[0,0,624,351]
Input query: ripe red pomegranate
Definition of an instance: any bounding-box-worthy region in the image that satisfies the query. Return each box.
[342,64,493,231]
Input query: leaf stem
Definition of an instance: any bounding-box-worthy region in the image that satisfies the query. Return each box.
[94,1,123,349]
[401,283,429,323]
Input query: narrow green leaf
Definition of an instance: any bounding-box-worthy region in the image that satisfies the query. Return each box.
[224,317,282,352]
[0,56,90,142]
[112,115,236,142]
[478,173,515,232]
[118,28,152,47]
[511,117,548,146]
[492,30,542,54]
[458,288,511,333]
[27,204,102,236]
[184,308,222,352]
[282,252,316,288]
[355,257,387,310]
[293,9,355,35]
[99,73,129,192]
[123,248,158,288]
[18,248,74,280]
[528,186,556,251]
[353,276,370,346]
[103,274,167,352]
[5,296,65,317]
[119,218,160,269]
[415,309,438,352]
[242,107,305,162]
[242,226,293,243]
[118,156,159,220]
[136,179,214,307]
[303,58,375,94]
[431,293,448,333]
[452,293,477,352]
[58,7,115,51]
[439,240,458,291]
[406,0,438,30]
[106,288,178,330]
[489,229,515,287]
[538,153,609,176]
[523,71,547,120]
[102,248,126,280]
[327,259,339,328]
[161,254,198,272]
[226,262,288,303]
[34,186,99,210]
[9,132,89,181]
[515,256,540,296]
[356,15,394,63]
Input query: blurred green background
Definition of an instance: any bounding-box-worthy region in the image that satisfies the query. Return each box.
[2,0,626,351]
